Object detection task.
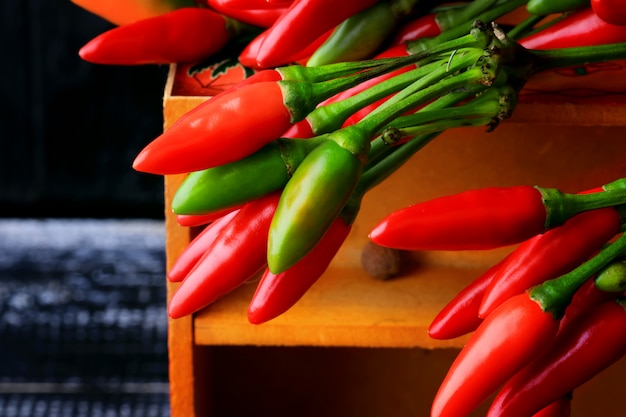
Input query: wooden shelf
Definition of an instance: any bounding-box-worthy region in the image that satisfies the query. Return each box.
[162,63,626,417]
[193,263,478,349]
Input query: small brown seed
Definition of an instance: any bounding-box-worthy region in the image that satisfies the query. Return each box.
[361,241,402,280]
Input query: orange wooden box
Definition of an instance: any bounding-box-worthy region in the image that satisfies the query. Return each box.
[163,60,626,417]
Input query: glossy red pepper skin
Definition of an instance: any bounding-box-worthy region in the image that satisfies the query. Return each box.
[176,206,241,227]
[479,207,622,317]
[558,277,618,331]
[247,217,351,324]
[428,256,508,340]
[520,7,626,49]
[168,192,280,319]
[369,186,548,251]
[305,1,398,66]
[79,8,233,65]
[487,298,626,417]
[431,293,560,417]
[239,28,332,69]
[167,209,240,282]
[591,0,626,26]
[207,0,287,27]
[530,396,572,417]
[133,81,292,175]
[210,0,289,9]
[71,0,197,26]
[391,13,443,46]
[253,0,380,68]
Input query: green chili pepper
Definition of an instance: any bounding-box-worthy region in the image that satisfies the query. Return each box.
[171,137,324,215]
[306,1,399,66]
[267,139,363,273]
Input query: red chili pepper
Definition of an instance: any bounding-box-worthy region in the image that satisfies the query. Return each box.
[487,298,626,417]
[239,27,332,68]
[167,209,240,282]
[135,61,397,174]
[253,0,380,68]
[519,7,626,49]
[176,205,242,227]
[369,184,626,251]
[431,293,561,417]
[210,0,288,9]
[558,277,618,331]
[133,81,293,174]
[478,207,622,318]
[530,395,572,417]
[79,8,240,65]
[428,256,509,340]
[168,192,279,319]
[70,0,197,26]
[247,216,351,324]
[391,13,443,46]
[591,0,626,26]
[207,0,287,27]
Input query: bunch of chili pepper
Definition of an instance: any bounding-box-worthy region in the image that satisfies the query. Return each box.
[70,1,626,415]
[373,179,626,417]
[129,7,626,307]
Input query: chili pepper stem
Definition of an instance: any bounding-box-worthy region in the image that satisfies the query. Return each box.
[329,59,497,159]
[527,42,626,76]
[436,0,500,31]
[308,48,485,135]
[364,86,486,170]
[506,13,546,41]
[384,84,517,140]
[276,57,427,83]
[531,232,626,319]
[407,0,529,53]
[277,135,327,176]
[541,185,626,229]
[356,62,497,142]
[290,26,495,121]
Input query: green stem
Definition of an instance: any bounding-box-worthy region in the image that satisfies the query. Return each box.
[307,48,484,134]
[358,62,495,137]
[328,64,492,158]
[364,87,482,170]
[438,0,501,30]
[604,178,626,191]
[384,116,495,143]
[506,13,546,41]
[527,42,626,76]
[407,0,529,53]
[530,231,626,319]
[384,84,515,137]
[541,184,626,229]
[284,28,493,122]
[277,56,432,83]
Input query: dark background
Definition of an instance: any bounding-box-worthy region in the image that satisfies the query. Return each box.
[1,0,168,219]
[0,3,171,415]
